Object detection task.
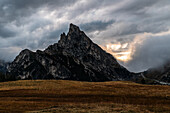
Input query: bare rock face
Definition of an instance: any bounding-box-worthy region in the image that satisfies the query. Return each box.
[8,24,133,81]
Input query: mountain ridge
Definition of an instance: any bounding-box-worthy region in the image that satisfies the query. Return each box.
[7,23,133,81]
[5,23,170,85]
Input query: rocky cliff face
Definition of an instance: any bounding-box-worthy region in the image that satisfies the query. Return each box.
[8,24,133,81]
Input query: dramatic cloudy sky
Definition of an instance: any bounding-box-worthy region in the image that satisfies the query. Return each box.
[0,0,170,72]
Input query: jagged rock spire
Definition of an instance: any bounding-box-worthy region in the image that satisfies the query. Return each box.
[67,23,84,40]
[69,23,80,33]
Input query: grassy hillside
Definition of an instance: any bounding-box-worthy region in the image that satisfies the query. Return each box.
[0,80,169,113]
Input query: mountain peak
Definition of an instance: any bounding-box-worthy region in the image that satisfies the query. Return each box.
[68,23,81,36]
[69,23,80,31]
[8,24,133,81]
[58,23,90,47]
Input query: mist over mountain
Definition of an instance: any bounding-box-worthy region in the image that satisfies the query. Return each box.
[143,61,170,83]
[123,33,170,72]
[0,60,8,73]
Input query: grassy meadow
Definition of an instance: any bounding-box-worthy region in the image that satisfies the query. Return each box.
[0,80,169,113]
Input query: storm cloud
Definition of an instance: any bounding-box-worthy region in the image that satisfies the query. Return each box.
[0,0,170,72]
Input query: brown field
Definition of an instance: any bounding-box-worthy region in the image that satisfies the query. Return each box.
[0,80,169,113]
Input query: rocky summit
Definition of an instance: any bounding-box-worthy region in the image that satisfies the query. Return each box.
[7,24,133,82]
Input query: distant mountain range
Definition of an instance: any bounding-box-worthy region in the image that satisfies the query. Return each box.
[0,24,170,85]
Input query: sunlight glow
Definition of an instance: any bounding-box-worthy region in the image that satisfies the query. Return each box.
[115,52,131,55]
[122,43,128,48]
[106,44,121,50]
[102,43,132,62]
[117,56,128,61]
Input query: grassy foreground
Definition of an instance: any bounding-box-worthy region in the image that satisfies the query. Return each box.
[0,80,169,113]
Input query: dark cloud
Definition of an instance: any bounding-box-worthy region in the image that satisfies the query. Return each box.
[0,24,17,38]
[80,20,114,32]
[112,23,141,37]
[116,0,159,14]
[0,0,77,24]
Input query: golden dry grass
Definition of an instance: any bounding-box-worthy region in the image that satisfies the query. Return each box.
[0,80,169,113]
